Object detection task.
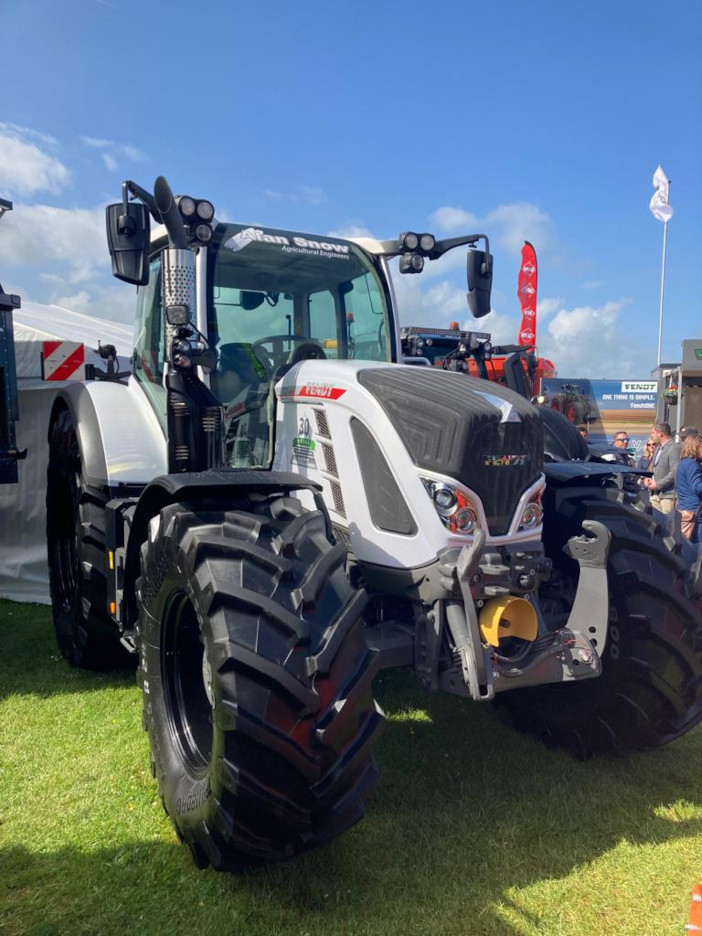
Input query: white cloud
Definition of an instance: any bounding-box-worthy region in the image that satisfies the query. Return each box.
[0,127,70,196]
[50,283,138,325]
[428,201,552,256]
[300,185,325,207]
[263,185,326,206]
[1,203,107,272]
[390,266,512,341]
[80,135,145,172]
[536,298,652,377]
[327,224,376,240]
[0,122,58,146]
[534,296,562,321]
[429,206,479,232]
[0,198,145,322]
[485,202,552,254]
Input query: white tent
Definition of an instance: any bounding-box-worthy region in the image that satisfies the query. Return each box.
[0,301,132,604]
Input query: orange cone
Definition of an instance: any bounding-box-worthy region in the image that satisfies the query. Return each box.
[687,885,702,933]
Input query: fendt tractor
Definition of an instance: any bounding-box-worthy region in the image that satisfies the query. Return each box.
[45,177,702,870]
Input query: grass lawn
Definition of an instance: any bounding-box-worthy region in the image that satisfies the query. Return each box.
[1,598,700,936]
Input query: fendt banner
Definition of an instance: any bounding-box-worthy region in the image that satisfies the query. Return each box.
[517,241,538,347]
[541,377,658,456]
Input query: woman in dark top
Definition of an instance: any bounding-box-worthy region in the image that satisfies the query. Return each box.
[675,433,702,542]
[636,439,658,470]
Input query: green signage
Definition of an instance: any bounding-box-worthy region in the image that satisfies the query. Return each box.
[695,348,702,360]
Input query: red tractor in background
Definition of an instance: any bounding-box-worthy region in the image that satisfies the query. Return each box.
[400,322,556,400]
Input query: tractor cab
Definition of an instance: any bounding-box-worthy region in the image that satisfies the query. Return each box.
[108,177,494,474]
[206,223,396,467]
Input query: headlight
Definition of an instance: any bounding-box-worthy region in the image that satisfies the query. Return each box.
[518,490,544,532]
[454,506,478,533]
[422,478,482,535]
[433,485,456,512]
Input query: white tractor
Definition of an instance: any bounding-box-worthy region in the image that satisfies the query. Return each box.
[45,176,702,870]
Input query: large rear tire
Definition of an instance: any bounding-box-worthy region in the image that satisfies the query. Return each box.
[46,410,131,670]
[137,494,383,869]
[497,490,702,757]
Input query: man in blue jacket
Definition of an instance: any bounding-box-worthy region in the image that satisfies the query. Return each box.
[643,422,680,514]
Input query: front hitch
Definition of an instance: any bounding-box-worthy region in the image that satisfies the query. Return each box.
[443,521,611,701]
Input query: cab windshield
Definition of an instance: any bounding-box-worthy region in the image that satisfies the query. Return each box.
[206,223,393,468]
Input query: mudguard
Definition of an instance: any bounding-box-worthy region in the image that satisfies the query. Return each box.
[48,376,167,486]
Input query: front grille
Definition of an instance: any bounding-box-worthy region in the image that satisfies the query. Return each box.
[330,481,346,516]
[314,408,331,439]
[322,443,338,476]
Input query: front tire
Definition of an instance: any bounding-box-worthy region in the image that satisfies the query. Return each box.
[137,494,383,869]
[497,491,702,757]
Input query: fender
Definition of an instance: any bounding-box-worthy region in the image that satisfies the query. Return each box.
[119,470,324,631]
[48,376,168,486]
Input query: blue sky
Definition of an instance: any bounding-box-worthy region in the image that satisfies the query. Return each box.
[1,0,700,377]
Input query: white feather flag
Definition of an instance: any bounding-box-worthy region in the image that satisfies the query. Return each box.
[649,165,673,222]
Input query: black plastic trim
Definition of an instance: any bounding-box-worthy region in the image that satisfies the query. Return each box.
[350,418,417,536]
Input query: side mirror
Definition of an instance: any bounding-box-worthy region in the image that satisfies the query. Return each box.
[466,249,493,318]
[240,291,265,311]
[106,202,150,285]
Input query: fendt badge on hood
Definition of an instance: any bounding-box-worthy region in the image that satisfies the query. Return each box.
[484,454,529,467]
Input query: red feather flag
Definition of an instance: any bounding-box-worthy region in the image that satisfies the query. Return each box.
[517,241,538,348]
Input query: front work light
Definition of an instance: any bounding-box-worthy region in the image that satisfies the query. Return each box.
[399,232,419,251]
[177,196,196,217]
[196,200,215,221]
[399,253,424,274]
[194,223,213,243]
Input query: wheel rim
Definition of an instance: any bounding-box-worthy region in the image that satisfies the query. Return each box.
[162,593,213,773]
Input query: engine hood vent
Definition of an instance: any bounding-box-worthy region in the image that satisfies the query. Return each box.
[358,367,543,535]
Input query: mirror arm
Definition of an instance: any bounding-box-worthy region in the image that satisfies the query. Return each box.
[428,234,488,261]
[123,180,159,221]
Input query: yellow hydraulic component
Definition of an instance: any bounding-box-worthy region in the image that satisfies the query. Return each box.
[479,596,538,647]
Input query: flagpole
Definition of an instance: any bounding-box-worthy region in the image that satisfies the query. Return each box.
[656,217,668,368]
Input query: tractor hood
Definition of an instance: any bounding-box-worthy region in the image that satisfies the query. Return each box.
[356,366,543,535]
[276,360,543,540]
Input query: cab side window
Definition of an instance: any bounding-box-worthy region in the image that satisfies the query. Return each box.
[133,256,166,418]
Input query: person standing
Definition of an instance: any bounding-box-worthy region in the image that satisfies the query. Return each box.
[643,422,680,514]
[636,438,658,470]
[675,433,702,542]
[609,431,635,466]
